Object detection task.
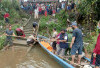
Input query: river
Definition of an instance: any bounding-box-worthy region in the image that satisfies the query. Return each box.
[0,45,63,68]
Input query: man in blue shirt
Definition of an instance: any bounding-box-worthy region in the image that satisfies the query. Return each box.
[70,21,83,64]
[3,26,15,50]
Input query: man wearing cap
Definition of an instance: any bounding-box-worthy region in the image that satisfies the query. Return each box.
[56,29,68,57]
[70,21,83,64]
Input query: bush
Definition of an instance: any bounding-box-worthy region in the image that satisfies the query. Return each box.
[56,10,69,26]
[0,0,21,25]
[39,16,50,35]
[39,15,66,37]
[0,36,6,49]
[86,36,97,53]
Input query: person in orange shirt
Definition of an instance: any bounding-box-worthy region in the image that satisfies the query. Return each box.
[44,9,47,16]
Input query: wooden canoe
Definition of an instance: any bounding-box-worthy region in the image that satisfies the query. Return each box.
[37,35,74,68]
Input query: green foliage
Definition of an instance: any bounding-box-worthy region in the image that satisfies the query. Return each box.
[77,0,100,27]
[12,24,20,31]
[77,0,99,15]
[39,16,50,31]
[39,15,67,37]
[86,36,97,53]
[39,16,60,36]
[48,22,62,33]
[0,0,21,24]
[39,16,50,36]
[0,36,6,49]
[9,8,20,19]
[0,0,19,11]
[56,10,69,26]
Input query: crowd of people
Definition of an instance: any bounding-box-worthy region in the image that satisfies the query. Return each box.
[20,1,76,19]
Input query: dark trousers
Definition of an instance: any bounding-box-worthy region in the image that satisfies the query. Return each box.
[4,38,13,46]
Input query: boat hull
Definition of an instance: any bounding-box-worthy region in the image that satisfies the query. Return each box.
[37,36,74,68]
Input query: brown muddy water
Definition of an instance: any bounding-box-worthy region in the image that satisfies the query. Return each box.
[0,45,63,68]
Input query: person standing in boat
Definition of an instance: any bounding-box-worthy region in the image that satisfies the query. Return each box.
[56,29,68,58]
[3,26,15,50]
[52,28,58,54]
[70,21,83,64]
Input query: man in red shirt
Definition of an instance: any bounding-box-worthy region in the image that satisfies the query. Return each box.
[90,29,100,68]
[93,31,100,68]
[4,12,10,24]
[39,6,42,15]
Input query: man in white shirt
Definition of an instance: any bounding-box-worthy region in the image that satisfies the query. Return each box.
[52,28,58,54]
[34,7,39,19]
[27,33,37,47]
[52,28,58,38]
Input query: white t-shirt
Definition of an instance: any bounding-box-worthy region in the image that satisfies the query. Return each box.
[52,31,58,38]
[27,35,34,41]
[34,9,39,15]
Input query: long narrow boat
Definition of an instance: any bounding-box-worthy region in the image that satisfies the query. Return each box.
[37,35,91,68]
[37,35,74,68]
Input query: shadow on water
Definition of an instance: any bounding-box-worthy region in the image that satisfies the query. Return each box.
[0,45,63,68]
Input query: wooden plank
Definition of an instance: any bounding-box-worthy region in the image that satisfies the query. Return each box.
[13,39,27,45]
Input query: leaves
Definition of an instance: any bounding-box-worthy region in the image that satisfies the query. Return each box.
[0,36,6,49]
